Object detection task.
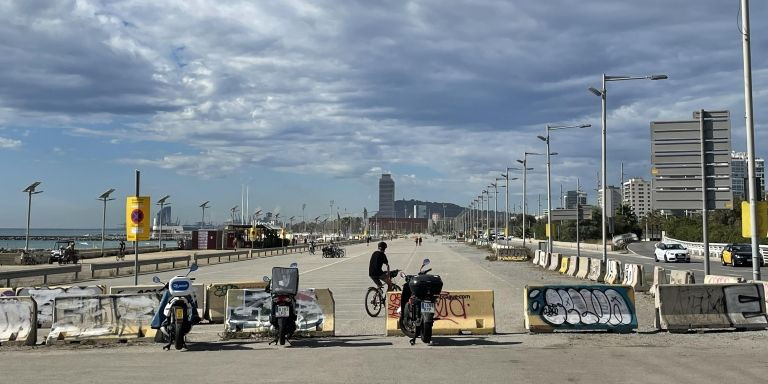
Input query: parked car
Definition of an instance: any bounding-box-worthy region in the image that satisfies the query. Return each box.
[720,243,761,267]
[654,242,690,263]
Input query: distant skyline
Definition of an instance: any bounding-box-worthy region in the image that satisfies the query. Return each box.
[2,1,768,227]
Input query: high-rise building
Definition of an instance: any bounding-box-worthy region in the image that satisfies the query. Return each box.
[414,205,427,219]
[731,151,765,202]
[622,178,652,218]
[155,206,172,226]
[597,186,621,217]
[563,190,587,209]
[378,174,395,218]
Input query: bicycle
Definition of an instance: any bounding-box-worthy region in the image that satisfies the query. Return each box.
[365,270,401,317]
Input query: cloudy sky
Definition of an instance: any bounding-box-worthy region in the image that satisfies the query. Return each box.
[1,0,767,228]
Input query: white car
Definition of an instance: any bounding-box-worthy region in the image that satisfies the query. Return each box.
[654,242,690,263]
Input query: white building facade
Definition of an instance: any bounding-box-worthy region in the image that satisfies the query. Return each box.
[622,178,652,218]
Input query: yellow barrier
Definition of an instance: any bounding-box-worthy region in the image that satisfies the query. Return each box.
[559,257,569,274]
[0,296,37,346]
[385,290,495,336]
[206,281,268,323]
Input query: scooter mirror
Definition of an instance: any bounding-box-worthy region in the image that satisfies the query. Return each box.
[289,262,298,268]
[399,271,406,279]
[263,275,270,282]
[189,263,199,272]
[422,258,431,267]
[152,276,161,284]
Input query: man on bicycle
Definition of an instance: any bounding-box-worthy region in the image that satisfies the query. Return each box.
[369,241,392,290]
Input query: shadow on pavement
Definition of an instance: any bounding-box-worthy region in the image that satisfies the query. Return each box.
[288,337,393,348]
[184,341,257,351]
[429,337,521,347]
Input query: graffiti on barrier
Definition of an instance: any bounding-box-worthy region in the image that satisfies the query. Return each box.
[47,294,158,342]
[660,284,768,328]
[527,287,636,328]
[225,289,324,332]
[387,291,470,324]
[17,286,104,327]
[0,298,35,343]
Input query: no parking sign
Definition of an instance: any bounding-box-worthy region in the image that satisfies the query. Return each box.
[126,196,151,241]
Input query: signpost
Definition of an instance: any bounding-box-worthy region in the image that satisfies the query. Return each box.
[126,170,150,285]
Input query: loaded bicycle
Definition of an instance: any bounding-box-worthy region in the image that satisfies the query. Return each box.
[365,269,401,317]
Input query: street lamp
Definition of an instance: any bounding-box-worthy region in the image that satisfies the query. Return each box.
[537,123,591,255]
[482,189,490,240]
[156,195,170,251]
[98,188,116,257]
[501,169,519,243]
[492,178,506,246]
[200,201,210,228]
[516,152,542,247]
[23,182,43,253]
[589,73,667,262]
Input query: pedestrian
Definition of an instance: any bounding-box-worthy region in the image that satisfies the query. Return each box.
[118,240,125,261]
[418,236,422,246]
[366,236,371,246]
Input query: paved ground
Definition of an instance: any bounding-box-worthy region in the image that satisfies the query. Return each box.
[2,237,767,383]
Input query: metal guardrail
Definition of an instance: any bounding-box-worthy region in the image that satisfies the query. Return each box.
[0,265,83,287]
[88,255,191,278]
[661,234,768,262]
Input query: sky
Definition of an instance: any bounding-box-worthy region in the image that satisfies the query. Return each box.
[1,0,768,228]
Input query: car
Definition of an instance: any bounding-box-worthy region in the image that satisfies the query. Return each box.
[654,242,690,263]
[720,243,760,267]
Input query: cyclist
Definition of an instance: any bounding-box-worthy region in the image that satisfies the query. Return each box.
[309,240,316,254]
[369,241,392,291]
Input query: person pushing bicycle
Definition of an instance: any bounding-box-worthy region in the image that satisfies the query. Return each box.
[369,241,393,291]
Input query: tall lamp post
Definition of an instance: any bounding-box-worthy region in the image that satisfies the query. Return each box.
[516,153,541,247]
[156,195,170,251]
[537,123,591,254]
[99,188,116,257]
[482,189,490,239]
[23,182,43,253]
[501,169,519,243]
[589,73,667,262]
[492,178,506,246]
[200,201,210,228]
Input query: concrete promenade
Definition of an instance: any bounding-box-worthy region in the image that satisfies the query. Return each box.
[1,237,767,383]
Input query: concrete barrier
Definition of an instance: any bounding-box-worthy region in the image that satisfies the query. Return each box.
[223,288,335,338]
[559,257,569,274]
[604,259,622,284]
[1,288,15,296]
[621,263,648,292]
[669,270,695,285]
[655,284,768,331]
[539,252,551,268]
[566,256,578,277]
[109,284,206,319]
[575,257,591,279]
[651,266,668,297]
[532,250,541,265]
[46,293,159,343]
[524,285,637,333]
[16,285,105,327]
[547,253,562,271]
[749,280,768,312]
[206,281,268,323]
[0,296,37,345]
[704,275,744,284]
[587,260,605,282]
[385,290,495,335]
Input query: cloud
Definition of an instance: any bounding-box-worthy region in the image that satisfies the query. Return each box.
[1,0,768,206]
[0,136,21,149]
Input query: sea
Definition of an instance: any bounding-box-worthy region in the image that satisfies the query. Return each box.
[0,228,179,251]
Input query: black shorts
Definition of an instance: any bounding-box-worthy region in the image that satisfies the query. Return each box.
[369,272,389,288]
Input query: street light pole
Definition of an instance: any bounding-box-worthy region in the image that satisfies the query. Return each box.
[200,201,210,229]
[589,73,667,263]
[538,123,591,255]
[741,0,760,281]
[99,188,116,257]
[23,182,43,253]
[517,152,542,248]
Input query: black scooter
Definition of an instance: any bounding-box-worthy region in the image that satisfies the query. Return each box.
[399,258,443,345]
[264,262,299,345]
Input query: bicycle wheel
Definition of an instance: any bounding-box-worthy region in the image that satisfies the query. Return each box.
[365,287,383,317]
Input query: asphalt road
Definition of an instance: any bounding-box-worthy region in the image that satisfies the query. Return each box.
[2,237,767,383]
